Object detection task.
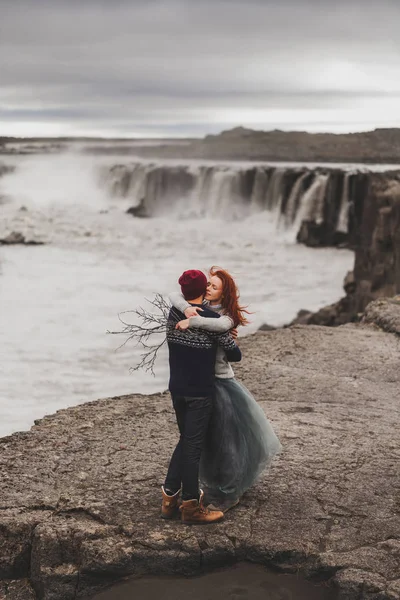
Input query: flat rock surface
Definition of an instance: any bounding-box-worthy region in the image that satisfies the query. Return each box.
[1,318,399,599]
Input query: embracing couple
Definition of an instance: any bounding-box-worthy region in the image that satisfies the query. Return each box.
[161,267,281,525]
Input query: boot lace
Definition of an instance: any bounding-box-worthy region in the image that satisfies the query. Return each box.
[199,500,209,515]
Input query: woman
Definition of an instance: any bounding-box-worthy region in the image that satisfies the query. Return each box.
[169,266,281,511]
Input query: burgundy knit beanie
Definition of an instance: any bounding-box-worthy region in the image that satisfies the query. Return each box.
[178,270,207,301]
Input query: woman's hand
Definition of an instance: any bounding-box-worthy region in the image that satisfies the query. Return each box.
[231,328,238,340]
[175,319,190,330]
[184,306,203,318]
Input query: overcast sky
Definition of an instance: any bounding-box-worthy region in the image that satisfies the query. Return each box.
[1,0,400,138]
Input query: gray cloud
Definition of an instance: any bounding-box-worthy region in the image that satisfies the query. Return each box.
[1,0,400,136]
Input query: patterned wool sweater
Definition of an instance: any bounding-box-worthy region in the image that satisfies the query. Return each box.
[169,292,235,379]
[167,304,241,397]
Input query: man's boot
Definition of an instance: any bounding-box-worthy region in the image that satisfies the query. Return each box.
[180,490,224,525]
[161,486,181,519]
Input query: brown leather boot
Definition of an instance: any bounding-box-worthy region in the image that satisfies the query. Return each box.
[180,490,224,525]
[161,486,181,519]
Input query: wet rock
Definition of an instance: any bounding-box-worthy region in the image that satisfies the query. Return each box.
[126,201,149,218]
[0,231,25,244]
[289,309,313,326]
[297,220,327,247]
[257,323,277,331]
[0,312,399,599]
[296,220,349,248]
[0,232,26,245]
[290,301,353,327]
[0,231,45,245]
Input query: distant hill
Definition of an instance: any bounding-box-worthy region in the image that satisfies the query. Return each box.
[3,128,400,163]
[83,127,400,163]
[189,127,400,163]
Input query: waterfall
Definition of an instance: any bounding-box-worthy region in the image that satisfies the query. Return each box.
[101,161,371,245]
[291,174,328,230]
[265,168,285,210]
[337,172,351,233]
[250,167,270,212]
[284,171,315,225]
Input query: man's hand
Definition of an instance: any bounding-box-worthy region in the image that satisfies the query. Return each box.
[184,306,203,318]
[176,319,190,331]
[231,328,238,340]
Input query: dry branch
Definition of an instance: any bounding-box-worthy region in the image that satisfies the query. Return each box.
[107,294,184,375]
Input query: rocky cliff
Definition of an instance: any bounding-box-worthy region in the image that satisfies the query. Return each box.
[1,299,399,600]
[293,174,400,325]
[103,161,375,248]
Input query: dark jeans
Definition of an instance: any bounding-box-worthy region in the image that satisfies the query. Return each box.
[164,394,212,501]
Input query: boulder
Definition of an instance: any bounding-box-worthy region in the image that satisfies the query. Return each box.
[362,297,400,335]
[126,200,149,218]
[0,231,45,246]
[257,323,277,331]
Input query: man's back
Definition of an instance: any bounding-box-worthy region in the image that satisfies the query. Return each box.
[167,304,220,397]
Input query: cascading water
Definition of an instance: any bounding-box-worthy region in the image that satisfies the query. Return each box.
[284,171,315,226]
[337,173,350,234]
[101,162,368,245]
[0,153,361,438]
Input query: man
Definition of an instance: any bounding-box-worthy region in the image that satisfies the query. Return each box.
[162,269,241,524]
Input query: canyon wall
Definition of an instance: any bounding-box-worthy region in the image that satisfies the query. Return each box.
[102,162,372,247]
[293,173,400,325]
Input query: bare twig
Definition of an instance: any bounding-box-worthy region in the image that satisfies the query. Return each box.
[107,294,184,375]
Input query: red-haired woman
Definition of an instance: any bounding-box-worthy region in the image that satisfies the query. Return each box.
[169,267,281,511]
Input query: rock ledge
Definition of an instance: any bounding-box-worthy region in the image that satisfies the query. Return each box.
[1,305,399,599]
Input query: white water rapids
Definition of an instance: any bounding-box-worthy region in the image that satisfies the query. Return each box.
[0,153,358,438]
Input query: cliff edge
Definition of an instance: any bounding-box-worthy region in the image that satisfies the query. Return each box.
[1,300,400,600]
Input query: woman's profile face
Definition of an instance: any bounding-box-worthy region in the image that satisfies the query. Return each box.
[205,275,223,303]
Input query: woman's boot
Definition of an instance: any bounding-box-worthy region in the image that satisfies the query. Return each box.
[180,490,224,524]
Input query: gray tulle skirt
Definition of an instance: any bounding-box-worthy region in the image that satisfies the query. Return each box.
[199,378,281,511]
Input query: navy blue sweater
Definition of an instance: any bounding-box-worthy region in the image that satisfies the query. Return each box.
[167,304,241,397]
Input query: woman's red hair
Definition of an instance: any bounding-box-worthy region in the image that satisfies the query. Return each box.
[209,266,250,328]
